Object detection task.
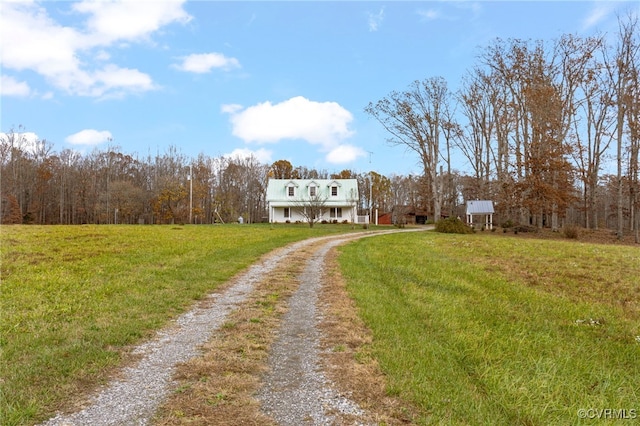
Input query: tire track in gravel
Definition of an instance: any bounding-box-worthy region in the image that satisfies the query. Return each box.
[257,228,427,425]
[257,237,368,425]
[38,229,426,426]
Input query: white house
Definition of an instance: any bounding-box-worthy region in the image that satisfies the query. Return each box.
[266,179,359,223]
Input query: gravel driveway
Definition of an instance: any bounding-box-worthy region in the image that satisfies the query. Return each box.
[39,229,425,426]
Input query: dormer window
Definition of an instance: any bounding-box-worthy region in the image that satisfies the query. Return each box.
[331,185,338,196]
[309,185,317,197]
[287,186,295,197]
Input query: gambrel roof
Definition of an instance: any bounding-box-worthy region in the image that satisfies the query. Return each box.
[266,179,359,207]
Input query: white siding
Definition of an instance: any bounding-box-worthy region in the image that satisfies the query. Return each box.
[266,179,360,223]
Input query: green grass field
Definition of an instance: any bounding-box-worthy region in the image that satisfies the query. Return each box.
[3,226,639,425]
[338,232,640,425]
[0,224,356,426]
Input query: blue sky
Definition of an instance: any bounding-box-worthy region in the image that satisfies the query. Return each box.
[1,1,637,177]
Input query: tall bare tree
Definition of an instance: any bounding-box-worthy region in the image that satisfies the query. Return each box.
[366,77,451,222]
[457,69,496,197]
[607,13,640,239]
[572,35,616,229]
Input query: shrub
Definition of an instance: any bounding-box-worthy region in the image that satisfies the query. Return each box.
[501,220,515,228]
[563,225,579,239]
[514,225,537,234]
[435,217,474,234]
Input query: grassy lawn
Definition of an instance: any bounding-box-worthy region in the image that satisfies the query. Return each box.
[0,223,357,426]
[338,232,640,425]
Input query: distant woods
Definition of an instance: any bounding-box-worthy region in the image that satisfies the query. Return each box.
[0,141,401,225]
[2,15,639,239]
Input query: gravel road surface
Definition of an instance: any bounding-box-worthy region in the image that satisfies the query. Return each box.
[39,229,425,426]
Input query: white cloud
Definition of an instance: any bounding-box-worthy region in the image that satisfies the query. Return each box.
[581,3,615,31]
[417,9,441,21]
[0,131,39,146]
[221,103,243,114]
[368,8,385,32]
[1,2,81,75]
[0,0,191,98]
[173,53,241,73]
[224,147,273,164]
[223,96,364,165]
[1,75,31,97]
[225,96,354,147]
[72,0,192,46]
[95,50,111,61]
[417,3,481,24]
[0,131,44,155]
[90,65,157,97]
[66,129,113,146]
[325,144,367,165]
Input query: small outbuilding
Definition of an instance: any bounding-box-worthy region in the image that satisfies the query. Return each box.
[391,205,429,225]
[466,200,494,230]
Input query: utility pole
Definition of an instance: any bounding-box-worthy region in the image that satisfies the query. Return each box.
[188,164,193,224]
[367,151,374,225]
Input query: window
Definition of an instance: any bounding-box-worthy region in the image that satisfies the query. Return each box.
[309,185,317,197]
[284,207,291,219]
[331,186,338,196]
[287,186,295,197]
[330,207,342,218]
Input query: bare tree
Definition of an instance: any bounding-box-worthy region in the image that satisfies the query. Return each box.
[347,186,359,228]
[572,35,616,229]
[618,14,640,242]
[292,192,328,228]
[366,77,451,222]
[457,69,495,195]
[607,13,640,239]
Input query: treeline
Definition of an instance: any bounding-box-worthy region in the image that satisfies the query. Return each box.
[366,14,639,240]
[0,138,419,225]
[0,132,630,232]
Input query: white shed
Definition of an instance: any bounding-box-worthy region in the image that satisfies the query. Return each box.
[466,200,495,230]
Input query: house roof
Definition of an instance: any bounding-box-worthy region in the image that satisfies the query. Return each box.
[466,200,494,215]
[266,179,359,205]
